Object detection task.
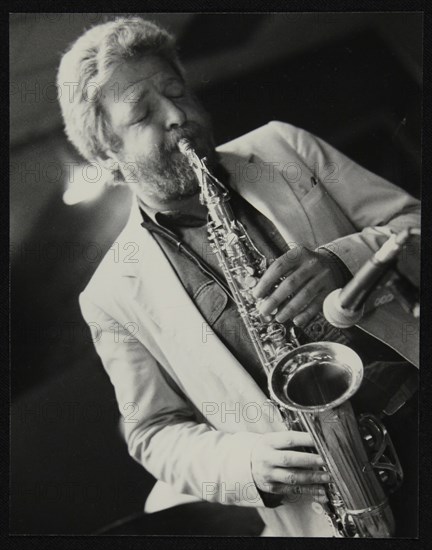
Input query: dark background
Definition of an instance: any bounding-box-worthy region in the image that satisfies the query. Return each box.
[10,12,422,534]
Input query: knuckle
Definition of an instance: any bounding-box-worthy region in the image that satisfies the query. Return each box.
[282,453,293,466]
[289,275,298,287]
[272,257,284,270]
[262,471,271,483]
[284,436,293,448]
[312,471,324,483]
[303,288,312,300]
[285,472,296,485]
[308,255,317,267]
[261,456,271,469]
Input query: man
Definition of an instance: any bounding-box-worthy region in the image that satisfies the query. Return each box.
[57,17,420,536]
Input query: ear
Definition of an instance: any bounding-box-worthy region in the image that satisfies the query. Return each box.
[95,149,118,171]
[94,150,124,186]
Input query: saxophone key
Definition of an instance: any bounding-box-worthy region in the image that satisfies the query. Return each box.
[243,275,258,288]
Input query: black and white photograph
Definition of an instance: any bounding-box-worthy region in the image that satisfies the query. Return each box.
[10,10,422,538]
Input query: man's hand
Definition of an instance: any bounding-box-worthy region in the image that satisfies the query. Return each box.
[397,233,420,289]
[251,432,330,503]
[252,246,340,327]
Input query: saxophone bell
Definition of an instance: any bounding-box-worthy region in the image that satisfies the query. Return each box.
[269,342,396,538]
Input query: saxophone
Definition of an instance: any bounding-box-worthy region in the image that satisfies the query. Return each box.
[178,139,403,537]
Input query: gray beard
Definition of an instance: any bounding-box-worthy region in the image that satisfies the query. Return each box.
[134,135,217,202]
[133,150,200,202]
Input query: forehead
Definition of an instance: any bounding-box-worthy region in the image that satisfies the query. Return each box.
[100,55,179,124]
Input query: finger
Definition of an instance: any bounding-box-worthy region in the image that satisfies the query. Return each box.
[281,494,328,504]
[252,248,303,299]
[267,449,324,468]
[256,266,313,316]
[275,276,324,323]
[293,298,323,328]
[271,450,326,468]
[266,483,328,499]
[265,431,315,449]
[271,468,331,485]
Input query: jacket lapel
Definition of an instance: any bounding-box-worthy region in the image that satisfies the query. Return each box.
[219,151,317,248]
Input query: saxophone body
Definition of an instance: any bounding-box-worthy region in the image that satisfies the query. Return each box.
[178,139,402,537]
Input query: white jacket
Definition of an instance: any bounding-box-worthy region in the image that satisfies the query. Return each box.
[80,122,420,536]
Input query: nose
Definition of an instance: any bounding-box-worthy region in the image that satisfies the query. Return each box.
[160,96,186,130]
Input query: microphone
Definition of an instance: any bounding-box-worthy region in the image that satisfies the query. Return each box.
[323,230,413,328]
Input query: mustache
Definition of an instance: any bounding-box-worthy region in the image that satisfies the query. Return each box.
[162,122,208,155]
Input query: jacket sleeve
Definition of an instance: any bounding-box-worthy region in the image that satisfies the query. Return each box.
[79,290,264,508]
[270,121,421,275]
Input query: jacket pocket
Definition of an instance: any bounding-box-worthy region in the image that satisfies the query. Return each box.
[193,281,228,326]
[300,180,356,245]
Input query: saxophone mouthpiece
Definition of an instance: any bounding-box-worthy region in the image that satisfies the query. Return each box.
[178,138,193,157]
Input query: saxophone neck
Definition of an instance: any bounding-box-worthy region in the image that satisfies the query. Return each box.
[202,171,230,208]
[178,139,229,205]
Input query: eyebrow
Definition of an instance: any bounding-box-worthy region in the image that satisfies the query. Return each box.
[123,73,183,102]
[122,85,148,104]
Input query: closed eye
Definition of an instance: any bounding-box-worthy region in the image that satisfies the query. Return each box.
[165,81,185,99]
[133,112,149,125]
